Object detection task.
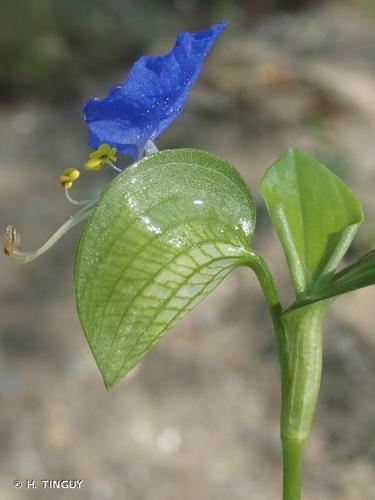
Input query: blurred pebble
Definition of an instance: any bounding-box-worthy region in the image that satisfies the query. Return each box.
[156,427,182,455]
[90,480,113,500]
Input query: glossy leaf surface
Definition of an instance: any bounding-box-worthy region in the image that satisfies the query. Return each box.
[260,148,363,298]
[75,149,255,387]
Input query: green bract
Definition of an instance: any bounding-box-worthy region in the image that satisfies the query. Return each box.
[74,149,255,387]
[289,249,375,310]
[260,148,364,299]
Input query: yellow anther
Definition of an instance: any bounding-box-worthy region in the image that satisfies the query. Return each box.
[84,144,117,171]
[59,168,80,189]
[84,158,103,171]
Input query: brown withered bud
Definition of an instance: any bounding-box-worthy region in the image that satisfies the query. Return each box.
[3,226,21,255]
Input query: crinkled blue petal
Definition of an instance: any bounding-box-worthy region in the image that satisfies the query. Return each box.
[83,22,226,160]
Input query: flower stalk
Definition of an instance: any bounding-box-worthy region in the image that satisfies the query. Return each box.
[4,200,95,264]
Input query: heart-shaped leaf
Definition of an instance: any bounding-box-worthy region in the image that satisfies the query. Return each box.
[75,149,255,387]
[260,148,363,298]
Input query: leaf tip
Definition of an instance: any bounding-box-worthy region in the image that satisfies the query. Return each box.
[286,146,316,166]
[103,374,117,390]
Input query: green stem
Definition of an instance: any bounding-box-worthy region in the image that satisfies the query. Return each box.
[247,250,287,371]
[248,251,327,500]
[282,438,305,500]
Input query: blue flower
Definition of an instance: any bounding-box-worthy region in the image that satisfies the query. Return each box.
[83,22,226,161]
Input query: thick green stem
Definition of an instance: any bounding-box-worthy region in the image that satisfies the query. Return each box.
[248,251,328,500]
[281,304,327,500]
[282,438,305,500]
[281,304,326,441]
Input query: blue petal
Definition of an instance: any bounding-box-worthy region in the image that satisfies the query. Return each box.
[83,22,226,160]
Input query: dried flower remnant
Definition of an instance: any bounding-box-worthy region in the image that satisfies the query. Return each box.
[4,226,21,255]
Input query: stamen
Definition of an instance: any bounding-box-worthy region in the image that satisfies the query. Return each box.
[64,186,93,206]
[3,201,96,264]
[59,168,80,189]
[6,144,122,264]
[84,144,118,171]
[107,161,122,173]
[84,157,103,171]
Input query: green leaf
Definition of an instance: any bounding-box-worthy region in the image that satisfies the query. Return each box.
[288,250,375,310]
[74,149,255,387]
[260,148,363,298]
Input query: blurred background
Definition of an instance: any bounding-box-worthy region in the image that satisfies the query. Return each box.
[1,1,375,499]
